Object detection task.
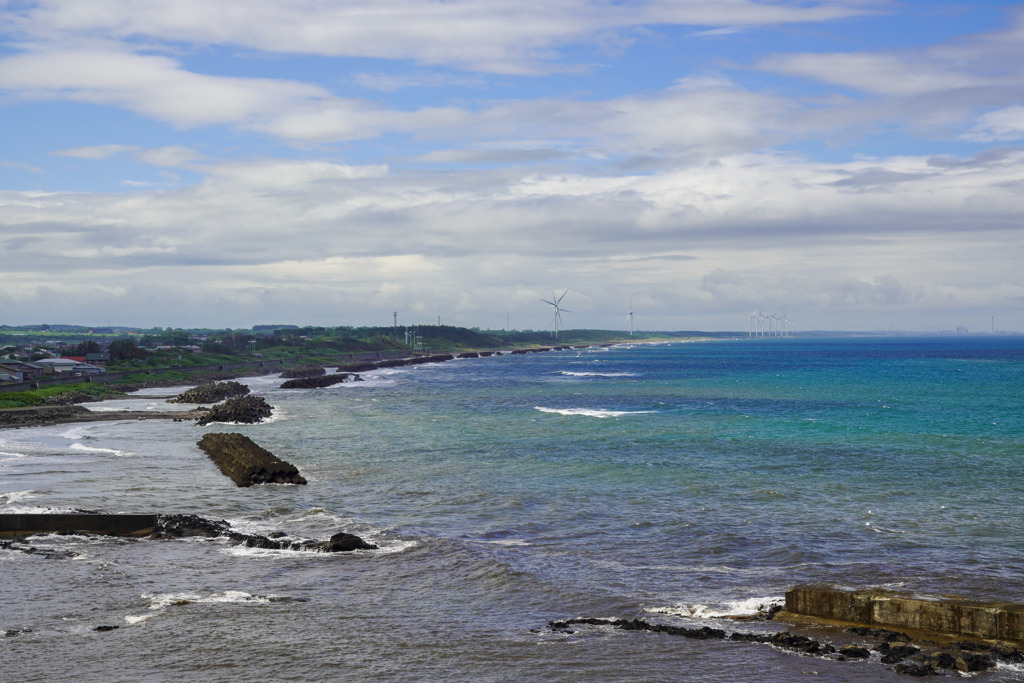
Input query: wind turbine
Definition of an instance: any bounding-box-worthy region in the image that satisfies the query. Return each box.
[781,313,790,337]
[541,290,570,339]
[627,300,635,336]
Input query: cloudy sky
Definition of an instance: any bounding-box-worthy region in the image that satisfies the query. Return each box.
[1,1,1022,332]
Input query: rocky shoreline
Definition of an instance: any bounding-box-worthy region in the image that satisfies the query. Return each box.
[0,404,210,428]
[0,347,580,429]
[546,615,1024,677]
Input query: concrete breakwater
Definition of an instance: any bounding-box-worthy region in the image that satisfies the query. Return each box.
[0,514,157,537]
[780,585,1024,646]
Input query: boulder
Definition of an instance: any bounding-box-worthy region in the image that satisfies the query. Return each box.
[196,432,306,486]
[168,381,250,404]
[317,531,379,552]
[196,395,273,425]
[838,645,871,659]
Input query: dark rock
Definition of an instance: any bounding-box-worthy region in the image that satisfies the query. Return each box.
[0,538,78,559]
[925,652,957,669]
[838,645,871,659]
[955,652,995,672]
[4,628,33,637]
[878,642,920,663]
[316,531,378,552]
[154,514,375,553]
[951,639,993,652]
[280,373,357,389]
[196,395,273,425]
[94,625,120,632]
[846,626,911,642]
[457,352,479,358]
[153,514,232,538]
[168,381,250,404]
[893,663,936,677]
[195,433,306,486]
[991,642,1024,662]
[279,364,326,379]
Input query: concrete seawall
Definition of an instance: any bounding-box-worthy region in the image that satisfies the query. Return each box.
[779,585,1024,646]
[0,514,157,537]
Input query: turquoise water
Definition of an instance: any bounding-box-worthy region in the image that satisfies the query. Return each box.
[3,336,1024,681]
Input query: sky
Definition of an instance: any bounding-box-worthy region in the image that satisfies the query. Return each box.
[1,1,1023,333]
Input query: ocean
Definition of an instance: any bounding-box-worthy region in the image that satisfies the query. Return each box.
[2,336,1024,681]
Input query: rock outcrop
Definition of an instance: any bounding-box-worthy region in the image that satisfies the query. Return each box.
[196,395,273,425]
[153,513,377,552]
[547,615,1023,676]
[196,432,306,486]
[168,381,250,404]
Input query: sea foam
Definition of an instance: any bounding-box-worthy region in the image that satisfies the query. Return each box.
[534,406,655,418]
[647,596,784,619]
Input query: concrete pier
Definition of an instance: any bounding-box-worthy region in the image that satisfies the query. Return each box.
[0,514,157,537]
[780,585,1024,646]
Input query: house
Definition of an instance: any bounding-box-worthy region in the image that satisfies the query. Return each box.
[34,358,106,375]
[0,361,49,382]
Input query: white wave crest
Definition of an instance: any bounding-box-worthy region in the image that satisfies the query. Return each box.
[60,426,94,440]
[647,596,784,619]
[69,443,134,457]
[534,406,655,418]
[558,371,637,378]
[127,590,290,623]
[0,490,35,505]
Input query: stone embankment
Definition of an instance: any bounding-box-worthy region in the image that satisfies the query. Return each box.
[0,513,157,538]
[196,432,306,486]
[780,585,1024,647]
[196,395,274,426]
[280,373,361,389]
[167,381,250,404]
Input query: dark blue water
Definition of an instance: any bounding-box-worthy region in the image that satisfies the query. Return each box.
[3,336,1024,681]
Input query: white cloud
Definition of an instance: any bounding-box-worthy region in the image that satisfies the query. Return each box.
[0,160,44,173]
[1,148,1023,329]
[137,146,206,167]
[963,106,1024,142]
[0,50,330,127]
[759,52,979,96]
[8,0,876,74]
[52,144,139,159]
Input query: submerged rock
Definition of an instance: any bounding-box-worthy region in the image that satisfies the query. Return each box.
[153,513,376,552]
[196,432,306,486]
